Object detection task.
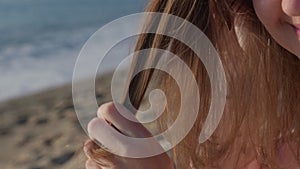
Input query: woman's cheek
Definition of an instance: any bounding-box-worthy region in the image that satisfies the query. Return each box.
[252,0,282,27]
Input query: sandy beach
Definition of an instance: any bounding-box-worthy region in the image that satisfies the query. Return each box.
[0,73,113,169]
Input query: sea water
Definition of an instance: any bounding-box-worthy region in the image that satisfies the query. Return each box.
[0,0,146,101]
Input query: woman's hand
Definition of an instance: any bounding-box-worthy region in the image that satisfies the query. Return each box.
[83,102,174,169]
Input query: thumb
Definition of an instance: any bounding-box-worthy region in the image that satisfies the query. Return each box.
[96,102,152,138]
[88,102,166,158]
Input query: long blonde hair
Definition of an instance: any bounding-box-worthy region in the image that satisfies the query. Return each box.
[91,0,300,168]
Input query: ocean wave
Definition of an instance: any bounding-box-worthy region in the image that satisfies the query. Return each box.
[0,25,138,102]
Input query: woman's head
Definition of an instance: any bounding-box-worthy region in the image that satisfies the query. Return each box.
[125,0,300,168]
[252,0,300,58]
[89,0,300,168]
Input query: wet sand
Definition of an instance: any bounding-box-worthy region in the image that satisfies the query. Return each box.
[0,73,113,169]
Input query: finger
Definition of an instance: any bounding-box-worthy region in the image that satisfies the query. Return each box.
[86,159,102,169]
[84,139,101,159]
[97,102,152,138]
[84,140,94,159]
[88,117,130,153]
[84,139,116,168]
[87,117,163,158]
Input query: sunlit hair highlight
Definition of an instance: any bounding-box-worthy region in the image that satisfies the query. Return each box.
[89,0,300,168]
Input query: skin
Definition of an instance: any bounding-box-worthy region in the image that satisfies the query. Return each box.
[252,0,300,58]
[84,1,300,168]
[84,102,173,169]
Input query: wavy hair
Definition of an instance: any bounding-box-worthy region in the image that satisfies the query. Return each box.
[89,0,300,168]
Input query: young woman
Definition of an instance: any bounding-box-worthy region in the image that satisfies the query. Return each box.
[84,0,300,168]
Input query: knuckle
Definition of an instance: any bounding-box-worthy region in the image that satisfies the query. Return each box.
[83,140,93,158]
[98,102,117,118]
[87,118,100,135]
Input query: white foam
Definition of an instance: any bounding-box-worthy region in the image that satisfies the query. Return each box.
[0,25,136,102]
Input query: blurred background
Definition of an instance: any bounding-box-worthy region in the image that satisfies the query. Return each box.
[0,0,146,101]
[0,0,146,168]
